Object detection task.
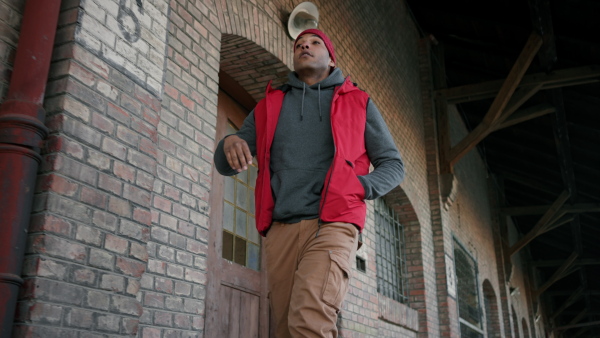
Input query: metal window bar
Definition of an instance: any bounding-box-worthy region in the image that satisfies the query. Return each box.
[375,198,409,304]
[453,238,483,335]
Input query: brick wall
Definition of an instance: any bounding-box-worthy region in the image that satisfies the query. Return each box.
[0,0,24,100]
[137,0,220,337]
[506,219,536,337]
[0,0,547,337]
[13,0,160,335]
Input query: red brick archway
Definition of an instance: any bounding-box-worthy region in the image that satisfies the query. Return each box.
[483,279,502,337]
[219,34,290,101]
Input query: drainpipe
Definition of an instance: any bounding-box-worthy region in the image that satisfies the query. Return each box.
[0,0,61,336]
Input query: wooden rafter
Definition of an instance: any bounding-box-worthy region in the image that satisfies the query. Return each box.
[439,65,600,104]
[550,286,584,320]
[533,258,600,268]
[533,251,578,298]
[500,171,560,195]
[569,309,588,326]
[447,32,544,166]
[554,320,600,331]
[528,0,557,70]
[536,236,571,254]
[494,103,555,131]
[560,309,590,336]
[550,89,577,197]
[501,203,600,216]
[509,190,570,256]
[539,216,574,235]
[572,327,590,338]
[547,290,600,297]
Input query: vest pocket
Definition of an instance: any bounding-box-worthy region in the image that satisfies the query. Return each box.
[322,250,352,311]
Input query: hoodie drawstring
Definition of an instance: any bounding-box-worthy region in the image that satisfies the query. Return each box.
[318,83,322,121]
[300,83,305,121]
[299,82,324,122]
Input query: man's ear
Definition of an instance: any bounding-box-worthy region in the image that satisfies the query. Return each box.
[329,58,335,68]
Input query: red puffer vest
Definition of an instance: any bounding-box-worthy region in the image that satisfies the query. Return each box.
[254,77,370,236]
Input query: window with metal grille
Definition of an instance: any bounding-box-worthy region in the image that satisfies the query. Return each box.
[222,123,261,271]
[375,198,409,304]
[454,239,484,338]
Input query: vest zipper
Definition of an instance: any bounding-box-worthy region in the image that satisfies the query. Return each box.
[317,146,336,238]
[316,83,344,238]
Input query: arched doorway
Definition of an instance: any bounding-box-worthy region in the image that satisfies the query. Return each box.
[522,318,530,338]
[204,35,290,338]
[482,279,501,337]
[204,78,266,337]
[512,306,521,338]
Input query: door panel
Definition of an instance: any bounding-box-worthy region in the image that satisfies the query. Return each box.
[219,285,260,338]
[205,88,269,337]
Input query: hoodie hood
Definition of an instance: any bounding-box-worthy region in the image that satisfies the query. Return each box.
[285,67,345,121]
[287,67,345,90]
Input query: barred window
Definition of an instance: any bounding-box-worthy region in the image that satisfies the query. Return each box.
[222,122,261,271]
[375,198,409,303]
[454,239,484,338]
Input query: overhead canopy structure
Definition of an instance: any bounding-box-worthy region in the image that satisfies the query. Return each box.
[406,0,600,336]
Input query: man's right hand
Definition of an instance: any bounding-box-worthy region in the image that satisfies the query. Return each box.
[223,135,253,172]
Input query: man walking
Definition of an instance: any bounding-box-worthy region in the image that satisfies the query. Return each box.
[214,29,404,337]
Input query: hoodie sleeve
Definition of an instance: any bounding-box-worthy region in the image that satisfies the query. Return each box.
[214,109,258,176]
[357,99,405,200]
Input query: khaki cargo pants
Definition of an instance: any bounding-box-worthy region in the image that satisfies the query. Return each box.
[265,219,359,338]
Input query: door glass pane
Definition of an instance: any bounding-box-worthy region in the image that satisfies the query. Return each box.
[249,165,257,185]
[234,237,247,266]
[235,209,247,236]
[224,176,234,202]
[247,243,260,270]
[236,182,248,210]
[221,121,261,270]
[248,218,259,244]
[223,202,234,232]
[222,232,234,261]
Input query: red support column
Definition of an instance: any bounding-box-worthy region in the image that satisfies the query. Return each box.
[0,0,61,336]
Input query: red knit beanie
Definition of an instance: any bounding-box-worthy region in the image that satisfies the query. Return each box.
[294,29,336,65]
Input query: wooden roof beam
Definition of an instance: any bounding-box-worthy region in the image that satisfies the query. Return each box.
[447,32,543,167]
[509,190,570,256]
[555,320,600,331]
[549,286,584,321]
[494,103,555,131]
[501,203,600,216]
[532,258,600,268]
[499,170,560,195]
[561,309,589,335]
[527,0,557,70]
[572,327,590,338]
[540,215,574,235]
[547,290,600,297]
[536,236,572,254]
[533,251,579,298]
[439,65,600,104]
[568,308,588,326]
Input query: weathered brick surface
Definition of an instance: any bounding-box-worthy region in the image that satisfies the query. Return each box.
[74,0,170,96]
[0,0,24,100]
[6,0,158,335]
[1,0,546,336]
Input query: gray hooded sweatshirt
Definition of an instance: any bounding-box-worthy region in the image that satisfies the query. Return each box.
[215,68,404,224]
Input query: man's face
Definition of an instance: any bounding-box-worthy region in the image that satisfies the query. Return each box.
[293,34,335,74]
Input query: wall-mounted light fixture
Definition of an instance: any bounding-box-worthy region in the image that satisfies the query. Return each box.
[287,2,319,39]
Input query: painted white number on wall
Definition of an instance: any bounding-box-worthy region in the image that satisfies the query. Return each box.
[446,254,457,298]
[118,0,143,42]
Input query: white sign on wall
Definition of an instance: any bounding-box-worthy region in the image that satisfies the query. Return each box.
[446,254,457,298]
[77,0,169,96]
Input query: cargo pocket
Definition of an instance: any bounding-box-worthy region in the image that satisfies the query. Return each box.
[322,250,352,311]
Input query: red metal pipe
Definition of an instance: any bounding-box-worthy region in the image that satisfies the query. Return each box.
[0,0,61,336]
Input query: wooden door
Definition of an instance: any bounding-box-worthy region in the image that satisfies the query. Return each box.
[204,88,269,338]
